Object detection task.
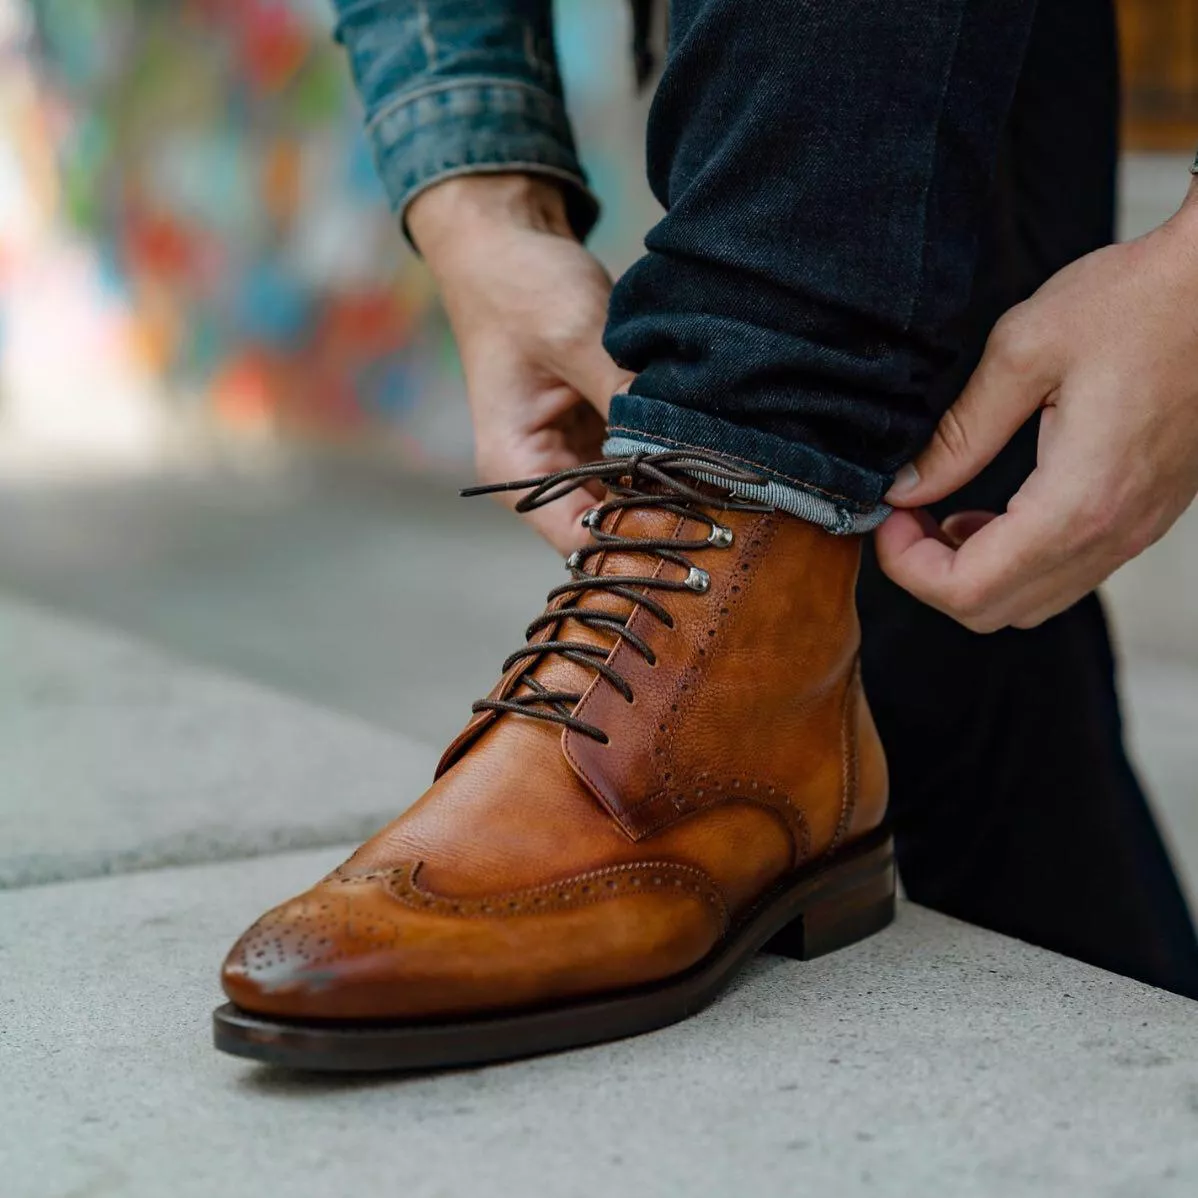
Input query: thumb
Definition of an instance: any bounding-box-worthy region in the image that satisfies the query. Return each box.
[885,315,1058,507]
[562,342,634,420]
[484,470,595,556]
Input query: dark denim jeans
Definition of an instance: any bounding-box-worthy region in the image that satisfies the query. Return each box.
[604,0,1041,528]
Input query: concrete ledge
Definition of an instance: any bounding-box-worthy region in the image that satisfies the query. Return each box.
[0,598,436,888]
[4,847,1197,1198]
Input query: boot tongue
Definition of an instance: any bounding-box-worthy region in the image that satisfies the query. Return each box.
[516,493,702,706]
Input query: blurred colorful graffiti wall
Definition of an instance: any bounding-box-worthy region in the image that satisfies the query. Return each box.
[0,0,654,469]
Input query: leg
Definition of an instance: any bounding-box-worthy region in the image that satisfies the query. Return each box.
[859,0,1198,997]
[605,0,1039,530]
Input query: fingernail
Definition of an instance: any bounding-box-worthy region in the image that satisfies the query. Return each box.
[885,463,920,501]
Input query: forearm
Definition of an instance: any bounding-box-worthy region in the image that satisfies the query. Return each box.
[331,0,599,241]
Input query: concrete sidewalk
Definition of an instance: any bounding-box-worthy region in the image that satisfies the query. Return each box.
[1,598,438,888]
[4,591,1198,1198]
[8,846,1198,1198]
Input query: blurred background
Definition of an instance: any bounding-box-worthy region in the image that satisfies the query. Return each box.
[0,2,1196,894]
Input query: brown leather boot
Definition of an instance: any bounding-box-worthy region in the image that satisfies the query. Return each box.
[215,450,893,1071]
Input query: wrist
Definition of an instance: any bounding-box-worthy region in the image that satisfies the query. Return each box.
[407,174,575,267]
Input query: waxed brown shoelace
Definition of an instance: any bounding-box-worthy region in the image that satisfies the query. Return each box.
[462,450,770,743]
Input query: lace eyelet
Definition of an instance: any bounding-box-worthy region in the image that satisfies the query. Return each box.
[468,451,766,743]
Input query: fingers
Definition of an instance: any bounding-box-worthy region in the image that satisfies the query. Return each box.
[886,308,1060,508]
[940,509,997,546]
[481,467,596,556]
[518,489,596,555]
[562,344,633,419]
[875,493,1077,633]
[475,413,606,556]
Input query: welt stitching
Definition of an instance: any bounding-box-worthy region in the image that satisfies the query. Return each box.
[607,423,860,506]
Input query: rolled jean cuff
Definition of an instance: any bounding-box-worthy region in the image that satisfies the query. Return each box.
[366,79,601,245]
[605,393,892,535]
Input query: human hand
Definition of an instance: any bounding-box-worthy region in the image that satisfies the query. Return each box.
[876,181,1198,632]
[408,174,632,553]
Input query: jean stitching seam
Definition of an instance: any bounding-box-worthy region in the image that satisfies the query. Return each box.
[415,0,437,66]
[606,423,863,507]
[367,77,567,136]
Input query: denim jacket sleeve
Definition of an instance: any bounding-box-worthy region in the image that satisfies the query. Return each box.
[331,1,600,241]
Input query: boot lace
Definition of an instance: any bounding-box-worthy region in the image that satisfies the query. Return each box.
[462,451,769,743]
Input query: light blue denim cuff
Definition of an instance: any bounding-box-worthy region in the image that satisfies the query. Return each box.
[367,78,601,244]
[603,434,892,536]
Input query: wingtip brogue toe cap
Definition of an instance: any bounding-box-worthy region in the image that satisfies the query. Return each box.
[221,863,727,1021]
